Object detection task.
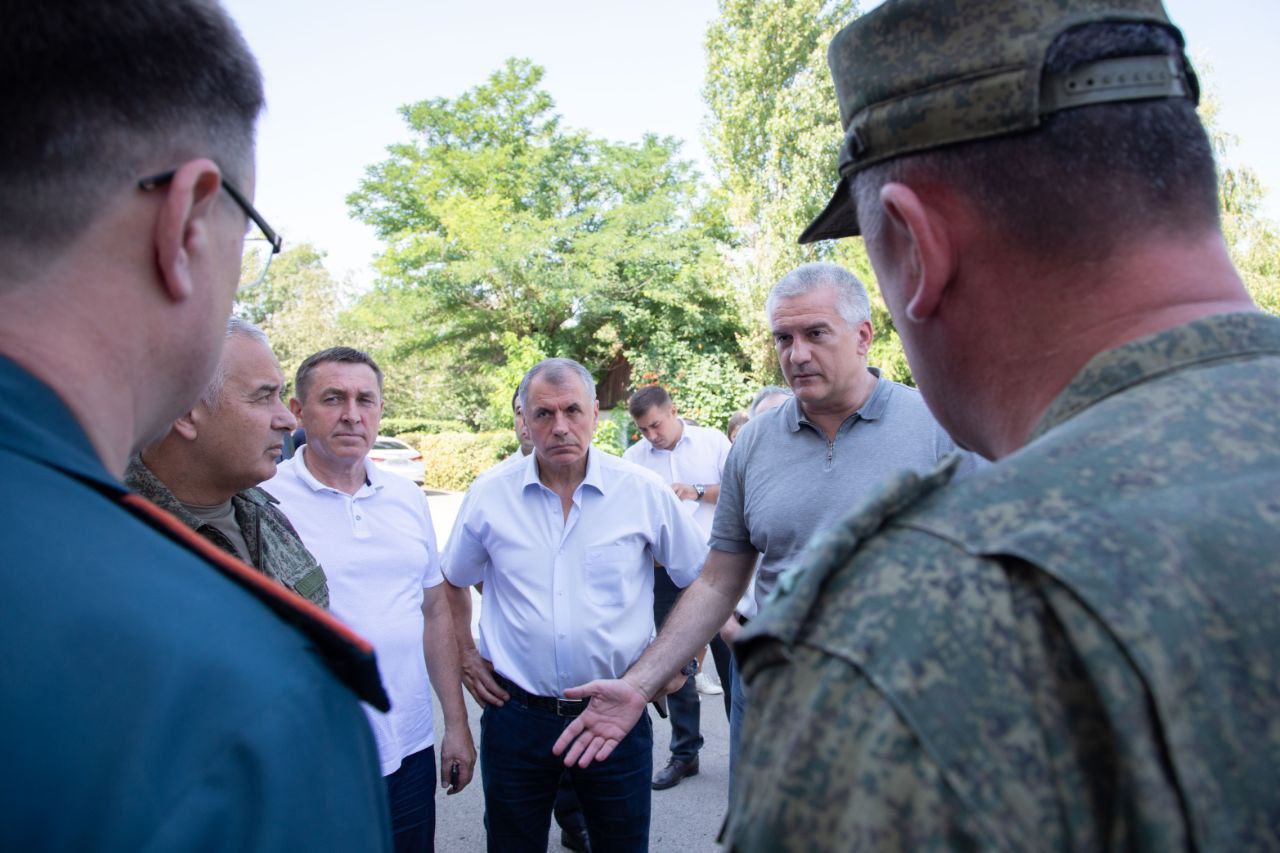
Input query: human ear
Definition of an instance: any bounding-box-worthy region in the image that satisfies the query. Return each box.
[171,409,200,441]
[151,158,224,303]
[879,183,954,323]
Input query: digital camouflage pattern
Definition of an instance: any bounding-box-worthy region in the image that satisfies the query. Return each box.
[125,457,330,608]
[725,313,1280,851]
[801,0,1196,242]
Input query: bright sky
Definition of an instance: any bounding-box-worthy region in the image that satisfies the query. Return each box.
[223,0,1280,289]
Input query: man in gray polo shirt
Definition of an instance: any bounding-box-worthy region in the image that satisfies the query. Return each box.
[553,261,981,784]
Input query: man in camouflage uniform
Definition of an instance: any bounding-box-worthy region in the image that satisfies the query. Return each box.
[127,316,329,607]
[721,0,1280,849]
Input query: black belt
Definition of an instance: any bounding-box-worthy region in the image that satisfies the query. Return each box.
[495,673,590,717]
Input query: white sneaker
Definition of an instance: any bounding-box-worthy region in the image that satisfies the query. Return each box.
[695,672,723,695]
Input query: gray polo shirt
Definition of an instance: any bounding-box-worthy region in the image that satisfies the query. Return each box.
[710,369,983,605]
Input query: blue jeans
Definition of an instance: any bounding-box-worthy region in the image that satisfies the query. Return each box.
[728,654,748,805]
[653,568,704,760]
[385,745,436,853]
[481,697,653,853]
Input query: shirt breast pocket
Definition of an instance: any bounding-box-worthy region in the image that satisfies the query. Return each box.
[584,545,634,608]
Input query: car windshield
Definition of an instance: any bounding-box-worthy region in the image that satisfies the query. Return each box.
[372,438,410,451]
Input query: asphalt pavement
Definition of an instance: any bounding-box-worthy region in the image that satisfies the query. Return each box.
[426,491,730,852]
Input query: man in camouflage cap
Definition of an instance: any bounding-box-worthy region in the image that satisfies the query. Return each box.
[723,0,1280,849]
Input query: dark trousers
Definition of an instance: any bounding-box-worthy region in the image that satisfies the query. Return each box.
[481,697,652,853]
[654,568,703,759]
[385,745,436,853]
[553,770,587,838]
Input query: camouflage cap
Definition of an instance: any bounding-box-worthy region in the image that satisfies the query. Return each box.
[799,0,1198,243]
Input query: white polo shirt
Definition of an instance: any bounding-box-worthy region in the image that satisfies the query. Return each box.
[441,447,708,697]
[266,447,443,776]
[622,421,731,537]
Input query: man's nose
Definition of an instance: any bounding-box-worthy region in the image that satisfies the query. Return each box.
[272,400,297,432]
[789,339,811,364]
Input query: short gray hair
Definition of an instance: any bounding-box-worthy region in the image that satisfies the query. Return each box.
[518,358,596,414]
[199,316,271,409]
[749,385,793,417]
[765,262,871,328]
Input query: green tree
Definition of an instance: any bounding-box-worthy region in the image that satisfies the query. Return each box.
[235,243,344,393]
[347,59,747,427]
[703,0,914,385]
[1199,77,1280,316]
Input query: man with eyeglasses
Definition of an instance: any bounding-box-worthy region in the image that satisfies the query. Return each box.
[0,2,391,849]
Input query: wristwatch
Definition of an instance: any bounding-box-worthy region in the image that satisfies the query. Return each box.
[693,483,705,501]
[680,659,699,677]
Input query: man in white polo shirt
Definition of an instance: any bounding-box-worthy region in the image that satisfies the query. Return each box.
[441,358,708,853]
[623,384,732,791]
[266,346,475,853]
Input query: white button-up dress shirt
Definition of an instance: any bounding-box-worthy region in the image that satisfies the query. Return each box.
[441,447,708,697]
[622,421,731,537]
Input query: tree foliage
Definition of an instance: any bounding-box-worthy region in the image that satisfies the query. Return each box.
[348,59,746,428]
[235,243,344,393]
[1199,77,1280,316]
[703,0,913,384]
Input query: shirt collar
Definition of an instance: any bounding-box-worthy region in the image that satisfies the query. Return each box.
[787,367,884,432]
[523,446,607,496]
[293,445,381,497]
[1031,312,1280,441]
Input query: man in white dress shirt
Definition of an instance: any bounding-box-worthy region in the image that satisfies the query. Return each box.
[622,384,732,791]
[441,358,708,853]
[266,346,475,853]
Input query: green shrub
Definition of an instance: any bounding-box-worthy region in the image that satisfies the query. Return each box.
[593,409,628,456]
[403,431,519,492]
[381,417,469,436]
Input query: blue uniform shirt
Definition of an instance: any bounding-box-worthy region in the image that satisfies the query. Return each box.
[0,356,392,851]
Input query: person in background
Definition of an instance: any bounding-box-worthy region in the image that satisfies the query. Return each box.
[623,384,734,791]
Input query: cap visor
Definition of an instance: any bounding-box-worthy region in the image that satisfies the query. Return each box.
[797,177,859,243]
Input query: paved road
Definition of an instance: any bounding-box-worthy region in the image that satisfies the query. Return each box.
[426,492,729,852]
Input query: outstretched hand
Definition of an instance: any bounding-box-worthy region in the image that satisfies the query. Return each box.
[552,678,648,768]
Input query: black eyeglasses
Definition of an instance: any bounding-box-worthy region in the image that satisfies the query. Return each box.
[138,169,283,285]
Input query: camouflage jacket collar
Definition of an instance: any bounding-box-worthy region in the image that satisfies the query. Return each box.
[128,453,273,514]
[1031,312,1280,443]
[124,456,274,562]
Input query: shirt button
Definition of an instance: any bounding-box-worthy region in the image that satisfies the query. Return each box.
[355,515,362,520]
[558,633,566,639]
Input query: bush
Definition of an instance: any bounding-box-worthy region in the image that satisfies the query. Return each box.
[401,431,519,492]
[593,409,628,456]
[381,417,470,436]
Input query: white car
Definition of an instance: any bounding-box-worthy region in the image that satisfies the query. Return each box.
[368,436,425,485]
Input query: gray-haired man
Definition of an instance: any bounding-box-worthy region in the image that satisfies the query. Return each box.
[126,316,328,607]
[552,262,981,786]
[442,357,708,852]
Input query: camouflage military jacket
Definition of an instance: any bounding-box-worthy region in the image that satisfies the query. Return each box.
[726,313,1280,851]
[125,457,330,608]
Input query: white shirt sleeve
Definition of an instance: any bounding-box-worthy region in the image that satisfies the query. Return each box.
[439,486,489,588]
[649,482,708,588]
[418,490,445,589]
